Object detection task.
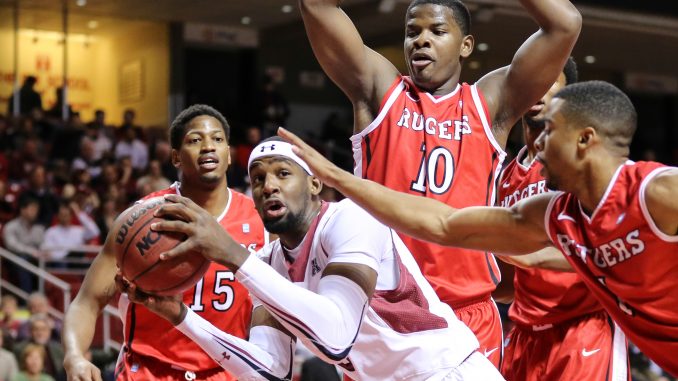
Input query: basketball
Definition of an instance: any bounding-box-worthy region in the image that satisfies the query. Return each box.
[114,196,210,296]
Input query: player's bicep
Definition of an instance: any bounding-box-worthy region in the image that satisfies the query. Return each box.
[643,170,678,238]
[75,238,118,310]
[300,1,398,103]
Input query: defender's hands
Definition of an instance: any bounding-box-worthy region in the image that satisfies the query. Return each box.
[151,194,249,270]
[277,127,344,188]
[64,354,102,381]
[115,271,186,326]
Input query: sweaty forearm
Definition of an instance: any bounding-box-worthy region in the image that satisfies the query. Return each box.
[63,299,101,358]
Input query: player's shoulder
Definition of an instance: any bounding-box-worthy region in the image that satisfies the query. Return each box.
[139,183,179,202]
[321,199,387,235]
[228,188,256,207]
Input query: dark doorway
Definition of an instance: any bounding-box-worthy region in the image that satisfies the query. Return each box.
[184,47,257,132]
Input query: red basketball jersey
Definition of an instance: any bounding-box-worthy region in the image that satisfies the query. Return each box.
[351,76,506,305]
[120,184,267,372]
[499,147,601,326]
[546,161,678,376]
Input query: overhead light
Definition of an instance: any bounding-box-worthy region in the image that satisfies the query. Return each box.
[281,5,293,13]
[87,20,98,29]
[477,42,489,52]
[76,0,86,6]
[584,55,596,64]
[241,16,251,25]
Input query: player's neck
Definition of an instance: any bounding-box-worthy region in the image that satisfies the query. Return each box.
[179,180,230,217]
[523,147,537,166]
[575,156,628,215]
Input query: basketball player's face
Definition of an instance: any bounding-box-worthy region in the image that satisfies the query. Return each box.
[249,157,318,235]
[173,116,230,187]
[535,98,579,191]
[404,4,472,92]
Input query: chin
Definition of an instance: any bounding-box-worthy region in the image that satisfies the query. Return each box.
[263,217,290,234]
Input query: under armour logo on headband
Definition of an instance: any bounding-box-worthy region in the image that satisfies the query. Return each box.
[260,144,276,152]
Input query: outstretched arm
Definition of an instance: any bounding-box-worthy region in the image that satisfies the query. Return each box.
[279,128,552,255]
[497,247,573,272]
[478,0,581,145]
[299,0,399,122]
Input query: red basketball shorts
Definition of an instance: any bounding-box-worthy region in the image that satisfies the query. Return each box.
[453,298,503,368]
[115,350,236,381]
[501,311,629,381]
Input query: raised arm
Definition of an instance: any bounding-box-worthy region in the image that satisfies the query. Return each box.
[299,0,399,116]
[478,0,581,145]
[63,236,118,381]
[279,127,552,255]
[643,169,678,238]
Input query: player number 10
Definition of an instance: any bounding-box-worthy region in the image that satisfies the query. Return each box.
[410,143,455,195]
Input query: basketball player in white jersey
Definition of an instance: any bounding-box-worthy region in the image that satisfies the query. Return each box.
[119,137,504,380]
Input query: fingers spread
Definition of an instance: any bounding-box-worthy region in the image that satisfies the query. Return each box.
[155,202,194,222]
[158,240,195,261]
[151,220,192,235]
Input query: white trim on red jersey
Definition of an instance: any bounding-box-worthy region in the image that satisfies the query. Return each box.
[638,167,678,243]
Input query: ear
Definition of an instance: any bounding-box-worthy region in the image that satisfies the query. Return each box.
[577,127,596,149]
[460,35,474,58]
[227,146,232,167]
[171,149,180,168]
[309,176,323,196]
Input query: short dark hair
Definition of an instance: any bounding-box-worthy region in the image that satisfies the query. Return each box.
[554,81,637,149]
[18,194,39,210]
[563,57,578,85]
[169,104,230,149]
[407,0,471,35]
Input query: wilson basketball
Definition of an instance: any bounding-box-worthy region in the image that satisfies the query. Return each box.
[114,197,209,296]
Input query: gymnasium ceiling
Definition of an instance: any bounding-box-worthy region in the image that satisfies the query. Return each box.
[0,0,677,77]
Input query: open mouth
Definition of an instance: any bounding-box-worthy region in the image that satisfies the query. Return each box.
[263,199,287,219]
[410,52,434,69]
[198,155,219,170]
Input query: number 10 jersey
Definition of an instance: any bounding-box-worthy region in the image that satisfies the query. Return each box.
[351,76,506,306]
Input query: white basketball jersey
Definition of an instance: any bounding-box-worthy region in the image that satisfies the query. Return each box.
[257,200,479,381]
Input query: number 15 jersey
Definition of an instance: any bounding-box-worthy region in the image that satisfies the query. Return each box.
[351,76,506,305]
[119,183,267,372]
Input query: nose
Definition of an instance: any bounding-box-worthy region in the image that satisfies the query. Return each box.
[261,173,279,196]
[200,136,216,152]
[413,31,431,49]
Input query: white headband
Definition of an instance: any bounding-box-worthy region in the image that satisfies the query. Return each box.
[248,140,313,175]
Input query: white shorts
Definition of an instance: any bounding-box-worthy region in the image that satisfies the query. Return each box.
[440,351,505,381]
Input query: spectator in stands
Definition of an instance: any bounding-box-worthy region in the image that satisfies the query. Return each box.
[8,138,45,183]
[84,110,113,161]
[16,293,62,343]
[258,74,290,137]
[13,343,56,381]
[2,195,45,293]
[1,294,28,345]
[7,76,42,117]
[13,315,64,381]
[135,159,170,196]
[0,179,16,225]
[94,196,117,240]
[234,126,262,170]
[40,201,99,262]
[20,165,59,227]
[44,87,72,122]
[71,138,101,179]
[0,327,19,381]
[153,140,178,182]
[114,125,148,174]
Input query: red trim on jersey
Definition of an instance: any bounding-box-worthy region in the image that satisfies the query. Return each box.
[285,202,329,282]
